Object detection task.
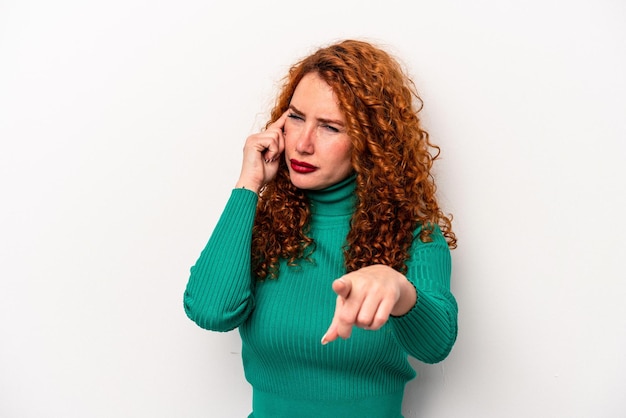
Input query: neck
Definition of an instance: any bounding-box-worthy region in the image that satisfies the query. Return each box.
[305,174,356,217]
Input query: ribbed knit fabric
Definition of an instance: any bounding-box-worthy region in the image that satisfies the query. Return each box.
[184,176,458,418]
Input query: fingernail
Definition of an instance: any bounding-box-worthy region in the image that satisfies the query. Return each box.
[321,334,328,345]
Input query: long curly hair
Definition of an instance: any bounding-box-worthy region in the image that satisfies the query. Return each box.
[251,39,456,280]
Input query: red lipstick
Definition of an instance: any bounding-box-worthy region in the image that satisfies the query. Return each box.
[290,159,317,173]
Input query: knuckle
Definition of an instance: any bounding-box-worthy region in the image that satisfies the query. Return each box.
[339,309,355,324]
[373,313,388,328]
[356,312,371,327]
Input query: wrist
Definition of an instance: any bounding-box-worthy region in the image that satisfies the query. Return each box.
[391,275,417,317]
[235,179,261,194]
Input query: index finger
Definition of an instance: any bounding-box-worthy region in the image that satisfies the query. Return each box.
[267,110,290,132]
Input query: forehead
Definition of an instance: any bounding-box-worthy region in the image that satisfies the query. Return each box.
[291,73,344,119]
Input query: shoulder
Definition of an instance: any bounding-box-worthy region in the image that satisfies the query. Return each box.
[412,223,448,247]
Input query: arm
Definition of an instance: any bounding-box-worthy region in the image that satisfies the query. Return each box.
[389,229,458,363]
[184,111,289,331]
[183,188,258,332]
[322,226,458,363]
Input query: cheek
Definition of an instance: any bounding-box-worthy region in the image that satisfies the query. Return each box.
[335,142,353,166]
[283,124,299,147]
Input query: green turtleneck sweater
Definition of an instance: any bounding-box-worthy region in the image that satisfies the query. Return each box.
[184,176,457,418]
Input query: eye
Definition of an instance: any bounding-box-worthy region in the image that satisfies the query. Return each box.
[287,112,304,121]
[322,124,340,133]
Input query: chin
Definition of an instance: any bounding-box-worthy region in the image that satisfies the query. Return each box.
[288,173,321,190]
[290,179,317,190]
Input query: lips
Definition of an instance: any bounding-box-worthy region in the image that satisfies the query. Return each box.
[290,159,317,173]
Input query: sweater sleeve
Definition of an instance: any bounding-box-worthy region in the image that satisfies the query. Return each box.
[389,226,458,364]
[183,188,258,332]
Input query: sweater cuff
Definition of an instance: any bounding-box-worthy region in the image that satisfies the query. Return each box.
[389,288,458,363]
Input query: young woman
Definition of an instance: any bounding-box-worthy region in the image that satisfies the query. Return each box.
[184,39,458,418]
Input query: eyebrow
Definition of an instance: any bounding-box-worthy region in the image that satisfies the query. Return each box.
[289,105,345,127]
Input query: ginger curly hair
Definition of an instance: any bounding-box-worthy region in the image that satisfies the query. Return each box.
[251,39,456,280]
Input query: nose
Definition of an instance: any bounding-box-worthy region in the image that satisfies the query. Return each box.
[295,125,315,155]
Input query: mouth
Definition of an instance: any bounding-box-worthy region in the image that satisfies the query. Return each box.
[290,159,317,174]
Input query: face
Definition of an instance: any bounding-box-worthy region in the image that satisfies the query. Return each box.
[283,72,353,191]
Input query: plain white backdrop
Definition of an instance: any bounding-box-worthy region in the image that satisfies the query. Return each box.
[1,1,625,417]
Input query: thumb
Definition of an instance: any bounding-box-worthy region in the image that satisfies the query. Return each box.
[332,277,351,299]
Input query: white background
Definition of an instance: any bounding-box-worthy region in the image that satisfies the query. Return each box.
[1,1,625,417]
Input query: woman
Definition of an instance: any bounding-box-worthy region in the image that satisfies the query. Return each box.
[184,39,458,418]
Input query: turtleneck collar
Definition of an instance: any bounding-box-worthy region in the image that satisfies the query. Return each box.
[305,173,356,217]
